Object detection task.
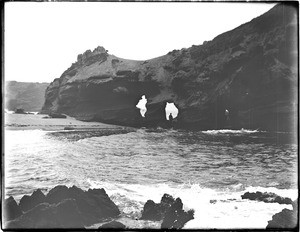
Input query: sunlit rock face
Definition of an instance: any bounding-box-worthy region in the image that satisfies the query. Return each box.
[42,4,297,131]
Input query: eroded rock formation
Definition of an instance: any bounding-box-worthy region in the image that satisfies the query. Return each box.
[267,199,298,229]
[42,3,297,131]
[140,193,194,229]
[241,191,293,205]
[3,185,120,229]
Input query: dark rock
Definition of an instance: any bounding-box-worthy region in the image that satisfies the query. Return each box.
[5,185,121,229]
[46,185,120,226]
[161,198,194,229]
[3,196,22,221]
[266,207,297,229]
[14,108,27,114]
[140,194,175,220]
[48,113,67,118]
[140,194,194,229]
[241,191,293,204]
[19,189,46,212]
[5,199,84,229]
[99,221,126,229]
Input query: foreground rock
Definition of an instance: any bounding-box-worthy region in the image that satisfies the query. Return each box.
[3,196,23,221]
[42,4,297,132]
[140,194,194,229]
[4,185,120,229]
[241,191,293,204]
[6,199,84,229]
[19,189,46,212]
[267,199,298,228]
[46,185,120,225]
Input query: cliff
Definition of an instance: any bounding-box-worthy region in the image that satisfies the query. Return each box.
[42,3,297,131]
[5,81,49,112]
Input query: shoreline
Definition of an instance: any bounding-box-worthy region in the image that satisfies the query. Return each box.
[3,185,297,230]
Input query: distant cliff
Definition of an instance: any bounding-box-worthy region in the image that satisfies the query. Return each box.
[5,81,49,112]
[42,3,297,131]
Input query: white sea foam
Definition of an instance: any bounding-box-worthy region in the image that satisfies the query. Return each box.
[202,129,260,135]
[87,180,297,229]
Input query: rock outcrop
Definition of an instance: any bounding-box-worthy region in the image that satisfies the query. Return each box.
[6,199,84,229]
[42,3,297,132]
[140,194,194,229]
[19,189,46,212]
[3,196,23,221]
[267,199,298,229]
[241,191,293,205]
[3,185,120,229]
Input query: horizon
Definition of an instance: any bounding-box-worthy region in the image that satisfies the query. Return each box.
[5,2,275,83]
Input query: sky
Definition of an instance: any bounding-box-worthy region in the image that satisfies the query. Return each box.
[4,2,276,83]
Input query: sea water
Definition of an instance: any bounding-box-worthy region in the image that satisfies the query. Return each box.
[4,114,298,229]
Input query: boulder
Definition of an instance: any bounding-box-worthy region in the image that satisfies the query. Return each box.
[266,208,297,229]
[48,113,67,118]
[19,189,46,212]
[241,191,293,204]
[140,193,175,220]
[5,199,84,229]
[46,185,120,226]
[3,196,22,221]
[161,198,194,229]
[99,221,126,229]
[140,194,194,229]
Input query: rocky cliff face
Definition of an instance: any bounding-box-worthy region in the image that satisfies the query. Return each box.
[5,81,49,112]
[42,3,297,131]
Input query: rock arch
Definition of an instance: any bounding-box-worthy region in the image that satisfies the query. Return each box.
[165,102,179,120]
[136,95,147,117]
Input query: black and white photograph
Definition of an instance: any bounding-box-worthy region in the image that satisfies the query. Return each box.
[2,1,298,230]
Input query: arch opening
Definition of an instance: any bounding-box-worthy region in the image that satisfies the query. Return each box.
[136,95,147,117]
[165,102,179,120]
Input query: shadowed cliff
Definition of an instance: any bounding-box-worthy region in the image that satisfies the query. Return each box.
[41,3,298,131]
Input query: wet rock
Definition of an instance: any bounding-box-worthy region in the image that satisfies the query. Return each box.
[5,199,84,229]
[140,194,175,220]
[241,191,293,204]
[19,189,46,212]
[140,194,194,229]
[99,221,126,229]
[266,206,297,229]
[48,113,67,118]
[46,185,120,226]
[3,196,22,221]
[161,198,194,229]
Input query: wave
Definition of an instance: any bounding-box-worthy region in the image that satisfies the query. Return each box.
[202,129,261,135]
[87,180,297,229]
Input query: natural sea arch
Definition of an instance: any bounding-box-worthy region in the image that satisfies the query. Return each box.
[136,95,147,117]
[165,102,178,120]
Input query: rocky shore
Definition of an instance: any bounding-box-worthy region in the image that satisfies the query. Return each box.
[3,185,194,229]
[3,186,297,229]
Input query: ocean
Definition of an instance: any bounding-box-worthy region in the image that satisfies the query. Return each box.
[4,113,298,229]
